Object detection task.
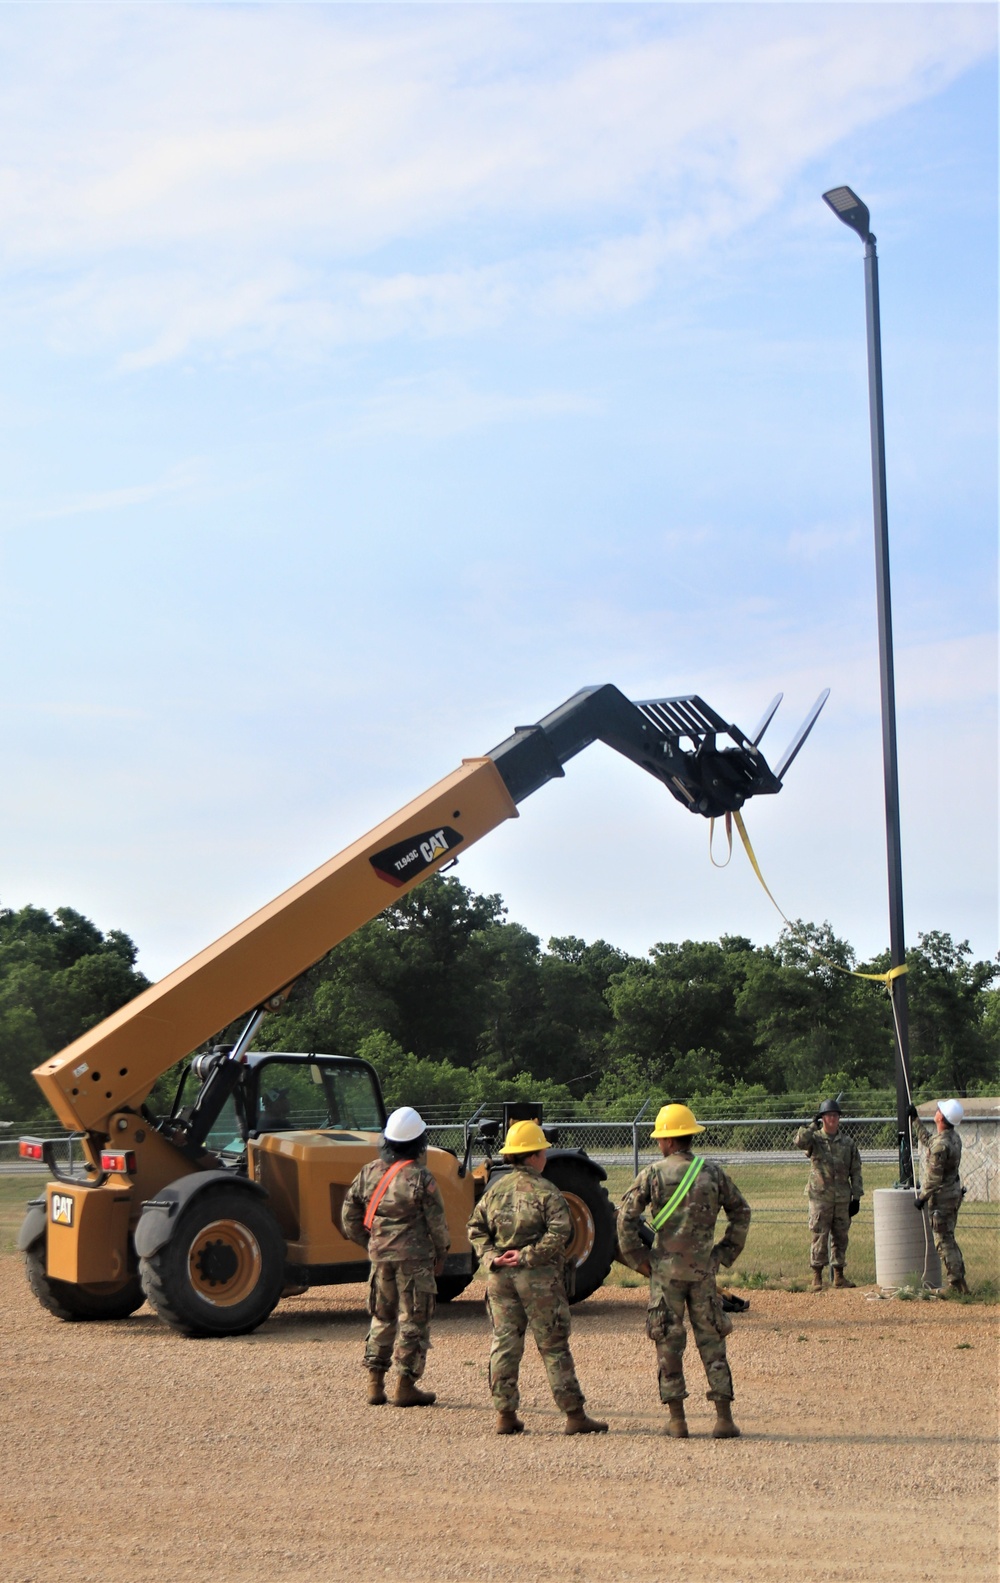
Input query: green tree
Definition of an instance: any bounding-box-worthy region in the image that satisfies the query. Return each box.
[736,922,893,1093]
[262,879,635,1087]
[605,936,758,1094]
[0,904,149,1120]
[262,877,507,1062]
[902,932,999,1095]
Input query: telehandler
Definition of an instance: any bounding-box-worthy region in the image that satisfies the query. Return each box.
[18,682,825,1336]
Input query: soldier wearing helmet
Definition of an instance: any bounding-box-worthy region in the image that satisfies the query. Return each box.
[617,1103,751,1440]
[908,1099,969,1294]
[341,1105,450,1408]
[467,1119,608,1437]
[794,1098,864,1290]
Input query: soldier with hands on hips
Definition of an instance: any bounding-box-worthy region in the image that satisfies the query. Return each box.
[341,1105,449,1408]
[794,1097,863,1290]
[909,1098,969,1294]
[617,1103,751,1440]
[467,1119,607,1437]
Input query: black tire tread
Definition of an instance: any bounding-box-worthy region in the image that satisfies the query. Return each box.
[24,1241,145,1322]
[138,1185,285,1338]
[543,1159,617,1303]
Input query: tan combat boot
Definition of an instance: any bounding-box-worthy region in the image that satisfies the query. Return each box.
[711,1400,741,1439]
[833,1269,855,1289]
[810,1268,824,1292]
[565,1409,608,1435]
[665,1401,689,1439]
[496,1411,525,1435]
[367,1369,387,1406]
[394,1374,436,1407]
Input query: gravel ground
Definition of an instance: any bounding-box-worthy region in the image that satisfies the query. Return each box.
[1,1259,996,1583]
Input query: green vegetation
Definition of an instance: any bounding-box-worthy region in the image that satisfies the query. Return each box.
[0,1175,40,1255]
[236,878,1000,1117]
[0,903,149,1121]
[1,878,996,1127]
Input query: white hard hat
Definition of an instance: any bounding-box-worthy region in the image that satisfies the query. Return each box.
[384,1105,426,1143]
[937,1099,964,1127]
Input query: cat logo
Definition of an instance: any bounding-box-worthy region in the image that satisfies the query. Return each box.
[51,1194,74,1228]
[370,825,464,888]
[419,830,450,865]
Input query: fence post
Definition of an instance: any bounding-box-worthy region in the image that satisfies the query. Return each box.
[463,1102,487,1163]
[632,1094,653,1178]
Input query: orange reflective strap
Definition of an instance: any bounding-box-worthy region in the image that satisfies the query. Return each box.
[363,1158,412,1231]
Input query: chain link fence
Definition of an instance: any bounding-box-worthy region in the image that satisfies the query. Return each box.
[424,1114,999,1289]
[3,1114,996,1287]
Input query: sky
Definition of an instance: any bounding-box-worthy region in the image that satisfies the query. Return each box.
[0,2,996,984]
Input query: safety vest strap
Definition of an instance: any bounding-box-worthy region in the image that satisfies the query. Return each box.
[363,1158,412,1231]
[651,1155,706,1232]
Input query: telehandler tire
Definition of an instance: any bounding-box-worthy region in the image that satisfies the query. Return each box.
[543,1158,616,1303]
[139,1186,286,1337]
[24,1241,145,1321]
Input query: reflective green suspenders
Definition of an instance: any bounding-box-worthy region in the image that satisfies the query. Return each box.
[650,1155,706,1231]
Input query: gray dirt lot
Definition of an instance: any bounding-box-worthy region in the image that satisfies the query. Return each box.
[0,1260,996,1583]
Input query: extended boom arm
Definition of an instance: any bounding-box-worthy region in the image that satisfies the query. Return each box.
[33,683,826,1138]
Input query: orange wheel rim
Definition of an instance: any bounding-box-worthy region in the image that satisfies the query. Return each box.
[187,1219,262,1307]
[562,1192,596,1267]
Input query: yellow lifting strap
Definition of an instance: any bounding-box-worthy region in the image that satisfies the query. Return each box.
[710,809,908,992]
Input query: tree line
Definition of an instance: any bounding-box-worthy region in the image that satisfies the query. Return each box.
[1,879,996,1125]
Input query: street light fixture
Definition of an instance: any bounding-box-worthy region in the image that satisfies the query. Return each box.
[822,185,872,243]
[822,185,915,1187]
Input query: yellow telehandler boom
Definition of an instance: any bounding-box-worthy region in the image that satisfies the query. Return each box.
[18,682,826,1335]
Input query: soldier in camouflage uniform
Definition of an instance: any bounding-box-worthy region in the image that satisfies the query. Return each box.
[341,1105,449,1407]
[909,1099,969,1293]
[794,1098,863,1290]
[467,1119,607,1437]
[618,1102,751,1440]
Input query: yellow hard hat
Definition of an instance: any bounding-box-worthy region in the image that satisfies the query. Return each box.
[502,1119,550,1154]
[651,1103,705,1139]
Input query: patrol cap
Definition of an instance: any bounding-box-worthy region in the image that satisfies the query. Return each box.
[502,1119,550,1155]
[937,1099,964,1127]
[818,1098,842,1117]
[384,1105,427,1143]
[651,1103,705,1139]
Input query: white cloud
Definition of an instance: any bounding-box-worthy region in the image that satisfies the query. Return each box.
[350,371,599,440]
[26,462,201,522]
[0,5,993,363]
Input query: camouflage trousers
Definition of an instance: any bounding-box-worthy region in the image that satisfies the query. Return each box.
[647,1273,734,1403]
[363,1259,436,1380]
[485,1265,584,1415]
[809,1198,851,1270]
[928,1196,966,1285]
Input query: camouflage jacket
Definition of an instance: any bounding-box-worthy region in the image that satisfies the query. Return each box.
[794,1124,863,1203]
[911,1120,963,1208]
[467,1161,573,1270]
[341,1154,450,1265]
[617,1152,751,1289]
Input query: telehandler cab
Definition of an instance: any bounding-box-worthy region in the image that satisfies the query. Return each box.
[18,682,825,1336]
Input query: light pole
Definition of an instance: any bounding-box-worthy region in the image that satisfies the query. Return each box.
[823,185,914,1187]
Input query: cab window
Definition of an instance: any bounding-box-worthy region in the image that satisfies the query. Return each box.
[255,1059,384,1134]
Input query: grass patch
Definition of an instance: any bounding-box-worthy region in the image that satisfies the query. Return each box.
[0,1173,44,1255]
[945,1277,999,1306]
[732,1268,774,1290]
[602,1158,1000,1288]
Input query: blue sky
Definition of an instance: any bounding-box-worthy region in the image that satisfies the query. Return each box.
[0,3,996,982]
